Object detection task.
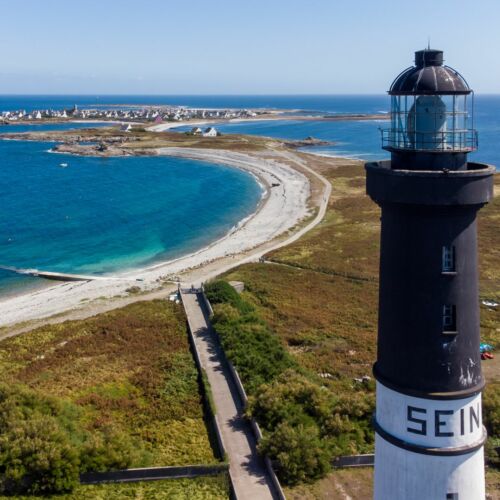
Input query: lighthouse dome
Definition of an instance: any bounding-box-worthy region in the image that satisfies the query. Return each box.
[389,49,471,95]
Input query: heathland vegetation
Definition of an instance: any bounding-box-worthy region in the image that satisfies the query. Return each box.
[0,153,497,497]
[206,278,374,485]
[208,155,499,494]
[0,301,218,495]
[0,476,229,500]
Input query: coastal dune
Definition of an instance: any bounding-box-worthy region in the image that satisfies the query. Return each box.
[0,148,311,328]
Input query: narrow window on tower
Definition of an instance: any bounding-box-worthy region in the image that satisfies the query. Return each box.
[443,304,457,334]
[442,245,455,272]
[446,494,458,500]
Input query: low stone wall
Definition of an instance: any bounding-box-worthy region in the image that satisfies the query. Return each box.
[80,464,228,484]
[202,290,286,500]
[200,285,214,317]
[227,360,248,408]
[250,417,263,442]
[333,454,375,468]
[181,291,227,461]
[264,456,286,500]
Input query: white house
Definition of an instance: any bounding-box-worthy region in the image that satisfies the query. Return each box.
[191,127,203,135]
[202,127,218,137]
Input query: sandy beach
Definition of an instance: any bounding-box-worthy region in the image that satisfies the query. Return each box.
[0,147,324,330]
[147,112,389,133]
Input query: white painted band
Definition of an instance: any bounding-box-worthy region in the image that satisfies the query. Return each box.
[376,381,483,448]
[374,433,485,500]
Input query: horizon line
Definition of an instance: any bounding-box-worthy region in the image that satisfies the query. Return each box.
[1,92,499,97]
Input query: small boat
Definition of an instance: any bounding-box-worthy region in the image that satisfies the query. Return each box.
[59,163,68,168]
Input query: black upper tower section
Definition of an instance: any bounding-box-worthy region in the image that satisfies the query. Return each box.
[390,49,471,95]
[366,49,495,398]
[383,49,476,171]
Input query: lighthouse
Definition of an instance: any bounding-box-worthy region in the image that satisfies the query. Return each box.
[366,49,495,499]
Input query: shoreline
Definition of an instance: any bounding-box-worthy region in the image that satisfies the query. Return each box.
[0,148,313,329]
[147,113,388,133]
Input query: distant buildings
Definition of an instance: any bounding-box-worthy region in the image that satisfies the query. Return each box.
[0,105,263,124]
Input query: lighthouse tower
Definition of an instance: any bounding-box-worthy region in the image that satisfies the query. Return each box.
[366,49,495,499]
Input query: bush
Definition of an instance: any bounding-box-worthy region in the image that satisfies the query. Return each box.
[0,384,148,495]
[248,371,328,431]
[80,427,150,473]
[0,415,80,495]
[247,371,374,484]
[259,423,331,485]
[208,281,296,394]
[212,312,296,394]
[205,281,253,314]
[0,386,80,495]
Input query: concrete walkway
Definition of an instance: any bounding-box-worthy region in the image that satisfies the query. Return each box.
[181,290,276,500]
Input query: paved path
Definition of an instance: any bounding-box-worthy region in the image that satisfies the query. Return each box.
[181,290,276,500]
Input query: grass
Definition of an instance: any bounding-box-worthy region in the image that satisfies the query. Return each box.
[283,467,500,500]
[0,300,217,467]
[223,161,499,381]
[284,467,373,500]
[221,263,377,381]
[0,475,230,500]
[266,162,380,280]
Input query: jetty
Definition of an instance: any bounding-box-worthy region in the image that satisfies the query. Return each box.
[0,266,138,283]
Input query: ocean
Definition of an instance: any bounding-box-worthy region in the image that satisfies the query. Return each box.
[1,95,498,298]
[0,133,261,298]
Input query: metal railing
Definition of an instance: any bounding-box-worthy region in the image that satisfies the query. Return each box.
[381,128,477,152]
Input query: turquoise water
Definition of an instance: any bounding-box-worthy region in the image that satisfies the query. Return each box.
[0,139,261,296]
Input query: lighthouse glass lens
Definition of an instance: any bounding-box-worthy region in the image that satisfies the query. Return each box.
[388,94,472,151]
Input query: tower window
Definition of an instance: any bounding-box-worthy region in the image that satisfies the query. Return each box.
[442,246,455,272]
[443,305,457,333]
[446,494,458,500]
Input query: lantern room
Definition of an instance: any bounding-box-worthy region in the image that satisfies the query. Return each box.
[382,49,477,170]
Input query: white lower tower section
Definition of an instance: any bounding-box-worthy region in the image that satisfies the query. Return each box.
[374,382,486,500]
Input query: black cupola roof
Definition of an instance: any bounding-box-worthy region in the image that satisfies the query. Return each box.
[389,49,471,95]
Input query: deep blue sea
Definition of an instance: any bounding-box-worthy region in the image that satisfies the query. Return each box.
[1,95,498,298]
[0,129,261,297]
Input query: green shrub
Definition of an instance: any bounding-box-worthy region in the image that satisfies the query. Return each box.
[0,386,80,495]
[247,372,374,484]
[213,313,296,394]
[208,281,296,394]
[0,415,80,495]
[259,423,331,485]
[248,371,327,431]
[79,427,150,473]
[205,281,253,314]
[0,384,149,495]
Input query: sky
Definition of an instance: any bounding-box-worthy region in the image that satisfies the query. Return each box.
[0,0,499,95]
